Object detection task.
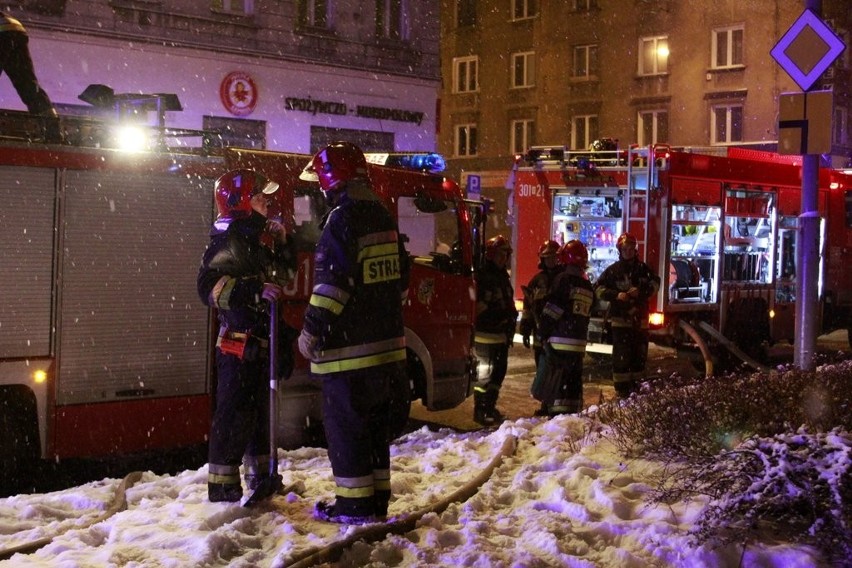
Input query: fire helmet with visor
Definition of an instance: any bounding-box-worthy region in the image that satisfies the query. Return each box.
[299,141,369,193]
[559,239,589,268]
[484,235,512,261]
[214,169,279,222]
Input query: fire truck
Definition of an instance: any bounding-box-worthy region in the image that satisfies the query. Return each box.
[510,142,852,367]
[0,110,480,490]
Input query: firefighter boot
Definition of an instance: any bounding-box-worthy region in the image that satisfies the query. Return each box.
[474,388,504,426]
[208,482,243,503]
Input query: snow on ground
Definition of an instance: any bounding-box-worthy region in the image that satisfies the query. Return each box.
[0,414,825,567]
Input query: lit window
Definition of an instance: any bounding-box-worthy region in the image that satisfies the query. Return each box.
[510,119,534,154]
[512,0,536,20]
[512,51,535,88]
[712,25,744,68]
[638,110,668,146]
[376,0,408,41]
[711,105,743,144]
[212,0,254,14]
[572,115,598,150]
[455,124,478,157]
[639,36,668,75]
[299,0,330,28]
[453,56,479,93]
[573,44,598,79]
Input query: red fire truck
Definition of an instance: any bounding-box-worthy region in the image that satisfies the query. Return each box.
[510,142,852,366]
[0,111,479,490]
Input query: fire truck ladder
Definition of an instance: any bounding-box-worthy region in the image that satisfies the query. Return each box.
[624,146,657,262]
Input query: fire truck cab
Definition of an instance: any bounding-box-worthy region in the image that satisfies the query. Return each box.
[511,142,852,366]
[0,110,479,492]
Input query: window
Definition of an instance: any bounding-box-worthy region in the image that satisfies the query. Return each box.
[511,51,535,88]
[572,0,596,11]
[510,119,534,154]
[512,0,536,20]
[833,107,848,146]
[711,104,743,144]
[309,126,394,153]
[212,0,253,14]
[638,110,668,146]
[639,36,668,75]
[712,25,744,68]
[376,0,408,41]
[572,115,598,150]
[572,44,598,79]
[457,0,476,27]
[455,124,478,156]
[203,116,266,149]
[299,0,330,28]
[453,56,479,93]
[398,196,467,274]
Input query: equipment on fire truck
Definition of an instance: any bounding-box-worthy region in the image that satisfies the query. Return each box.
[511,142,852,371]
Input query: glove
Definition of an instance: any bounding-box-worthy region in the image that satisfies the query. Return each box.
[522,334,531,349]
[297,329,320,361]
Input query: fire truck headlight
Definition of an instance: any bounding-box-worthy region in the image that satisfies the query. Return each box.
[648,312,665,327]
[116,125,149,152]
[33,369,48,384]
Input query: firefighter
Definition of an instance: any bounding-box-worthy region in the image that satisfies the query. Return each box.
[473,235,518,426]
[0,12,60,142]
[297,141,410,524]
[594,233,661,398]
[531,240,594,415]
[519,239,563,364]
[197,169,297,503]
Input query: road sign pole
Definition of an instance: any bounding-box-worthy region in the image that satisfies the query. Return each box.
[793,0,819,370]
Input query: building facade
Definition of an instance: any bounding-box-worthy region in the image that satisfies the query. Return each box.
[439,0,851,242]
[1,0,440,153]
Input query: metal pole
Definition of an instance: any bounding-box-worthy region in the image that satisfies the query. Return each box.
[794,0,822,370]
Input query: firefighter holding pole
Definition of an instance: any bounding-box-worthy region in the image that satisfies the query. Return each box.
[197,169,297,503]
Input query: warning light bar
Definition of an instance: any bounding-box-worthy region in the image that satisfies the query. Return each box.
[365,152,446,173]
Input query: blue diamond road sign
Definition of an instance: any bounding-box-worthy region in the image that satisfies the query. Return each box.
[770,9,846,92]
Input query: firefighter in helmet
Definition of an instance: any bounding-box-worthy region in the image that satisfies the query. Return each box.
[519,239,563,364]
[197,169,297,503]
[297,141,410,524]
[594,232,661,398]
[531,240,594,415]
[473,235,518,425]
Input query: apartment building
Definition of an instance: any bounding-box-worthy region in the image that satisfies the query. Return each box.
[439,0,851,239]
[1,0,440,152]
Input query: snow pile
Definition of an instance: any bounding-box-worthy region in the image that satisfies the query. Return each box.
[1,410,836,567]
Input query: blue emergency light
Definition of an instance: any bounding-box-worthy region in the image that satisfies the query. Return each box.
[367,152,446,173]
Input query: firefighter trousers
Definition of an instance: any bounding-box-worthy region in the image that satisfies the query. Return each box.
[321,361,402,517]
[610,325,650,397]
[208,351,269,486]
[531,343,584,413]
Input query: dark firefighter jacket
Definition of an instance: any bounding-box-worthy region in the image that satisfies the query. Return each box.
[538,265,594,353]
[594,257,660,329]
[475,259,518,345]
[197,212,295,342]
[519,263,564,342]
[303,182,410,375]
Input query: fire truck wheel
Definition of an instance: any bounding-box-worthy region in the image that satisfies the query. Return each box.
[0,385,41,497]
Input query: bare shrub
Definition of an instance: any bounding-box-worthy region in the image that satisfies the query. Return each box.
[595,359,852,562]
